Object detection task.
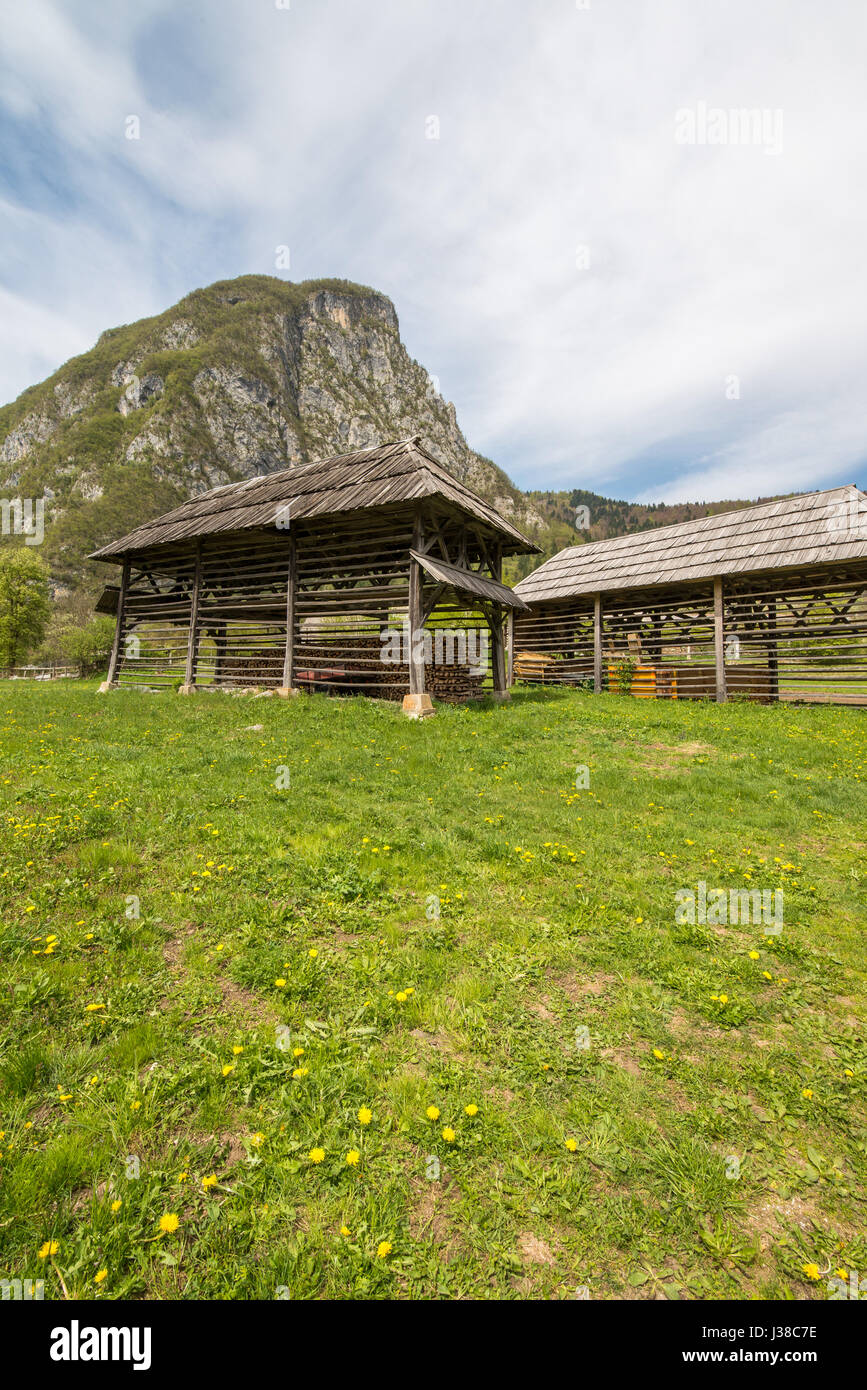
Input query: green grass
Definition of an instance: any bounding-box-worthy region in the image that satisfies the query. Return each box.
[0,682,864,1301]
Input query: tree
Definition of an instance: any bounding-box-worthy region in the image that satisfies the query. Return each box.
[61,615,116,674]
[0,548,51,669]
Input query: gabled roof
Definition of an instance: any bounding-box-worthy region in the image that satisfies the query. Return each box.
[514,485,867,603]
[409,550,530,611]
[89,438,538,560]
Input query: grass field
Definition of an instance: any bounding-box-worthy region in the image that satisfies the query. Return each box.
[0,682,864,1301]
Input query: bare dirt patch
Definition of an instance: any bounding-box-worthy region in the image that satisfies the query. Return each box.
[409,1174,463,1259]
[518,1232,557,1266]
[547,969,617,1003]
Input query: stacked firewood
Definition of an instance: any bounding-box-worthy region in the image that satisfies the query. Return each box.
[220,649,284,683]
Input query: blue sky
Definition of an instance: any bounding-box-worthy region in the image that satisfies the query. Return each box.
[1,0,865,500]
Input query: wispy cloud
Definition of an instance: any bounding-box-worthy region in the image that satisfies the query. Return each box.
[1,0,865,501]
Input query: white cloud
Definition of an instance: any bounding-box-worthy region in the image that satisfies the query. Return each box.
[1,0,865,501]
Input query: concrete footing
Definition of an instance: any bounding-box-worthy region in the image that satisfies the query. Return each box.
[97,680,114,694]
[402,693,435,720]
[178,683,196,695]
[275,687,302,698]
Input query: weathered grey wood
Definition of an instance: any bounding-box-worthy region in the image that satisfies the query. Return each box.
[506,609,514,687]
[766,594,779,700]
[281,533,297,689]
[491,607,507,694]
[184,543,203,687]
[513,485,867,604]
[105,558,130,685]
[593,593,603,692]
[408,511,426,695]
[714,577,727,703]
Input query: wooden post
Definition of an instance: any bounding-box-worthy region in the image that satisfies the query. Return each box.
[506,609,515,688]
[408,513,425,696]
[278,534,297,696]
[181,543,203,693]
[593,594,603,692]
[491,606,508,699]
[213,622,227,686]
[766,595,779,703]
[404,510,432,716]
[99,558,130,692]
[714,577,727,703]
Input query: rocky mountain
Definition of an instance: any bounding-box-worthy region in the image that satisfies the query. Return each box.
[0,275,544,594]
[0,273,777,597]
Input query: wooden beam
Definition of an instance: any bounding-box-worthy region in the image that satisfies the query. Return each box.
[103,558,130,687]
[714,576,727,703]
[506,609,515,688]
[766,594,779,702]
[281,533,297,691]
[490,606,508,697]
[408,511,426,695]
[593,593,603,692]
[183,543,203,689]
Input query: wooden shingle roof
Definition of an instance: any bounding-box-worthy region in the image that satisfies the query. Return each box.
[514,485,867,604]
[90,438,538,560]
[409,550,530,611]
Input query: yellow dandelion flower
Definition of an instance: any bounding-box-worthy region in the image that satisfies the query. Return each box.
[94,1269,108,1284]
[426,1105,440,1121]
[465,1104,478,1117]
[159,1213,179,1234]
[275,978,286,988]
[377,1241,392,1259]
[38,1240,59,1259]
[232,1045,244,1055]
[250,1132,265,1147]
[111,1199,122,1212]
[565,1138,578,1152]
[653,1048,665,1060]
[340,1225,351,1236]
[801,1088,813,1099]
[222,1064,235,1077]
[358,1106,372,1126]
[308,1147,325,1164]
[202,1174,218,1190]
[346,1149,361,1166]
[748,951,760,960]
[442,1126,455,1143]
[802,1262,820,1281]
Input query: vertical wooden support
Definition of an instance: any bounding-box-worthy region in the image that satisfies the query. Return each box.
[100,558,130,691]
[714,577,727,703]
[506,610,515,688]
[181,543,203,692]
[491,607,508,698]
[766,595,779,703]
[279,533,297,694]
[593,593,603,693]
[408,511,426,696]
[213,622,227,686]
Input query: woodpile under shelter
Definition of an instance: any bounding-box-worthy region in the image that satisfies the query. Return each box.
[89,438,537,714]
[511,486,867,705]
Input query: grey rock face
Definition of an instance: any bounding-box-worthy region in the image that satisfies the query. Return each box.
[0,279,544,557]
[117,374,164,416]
